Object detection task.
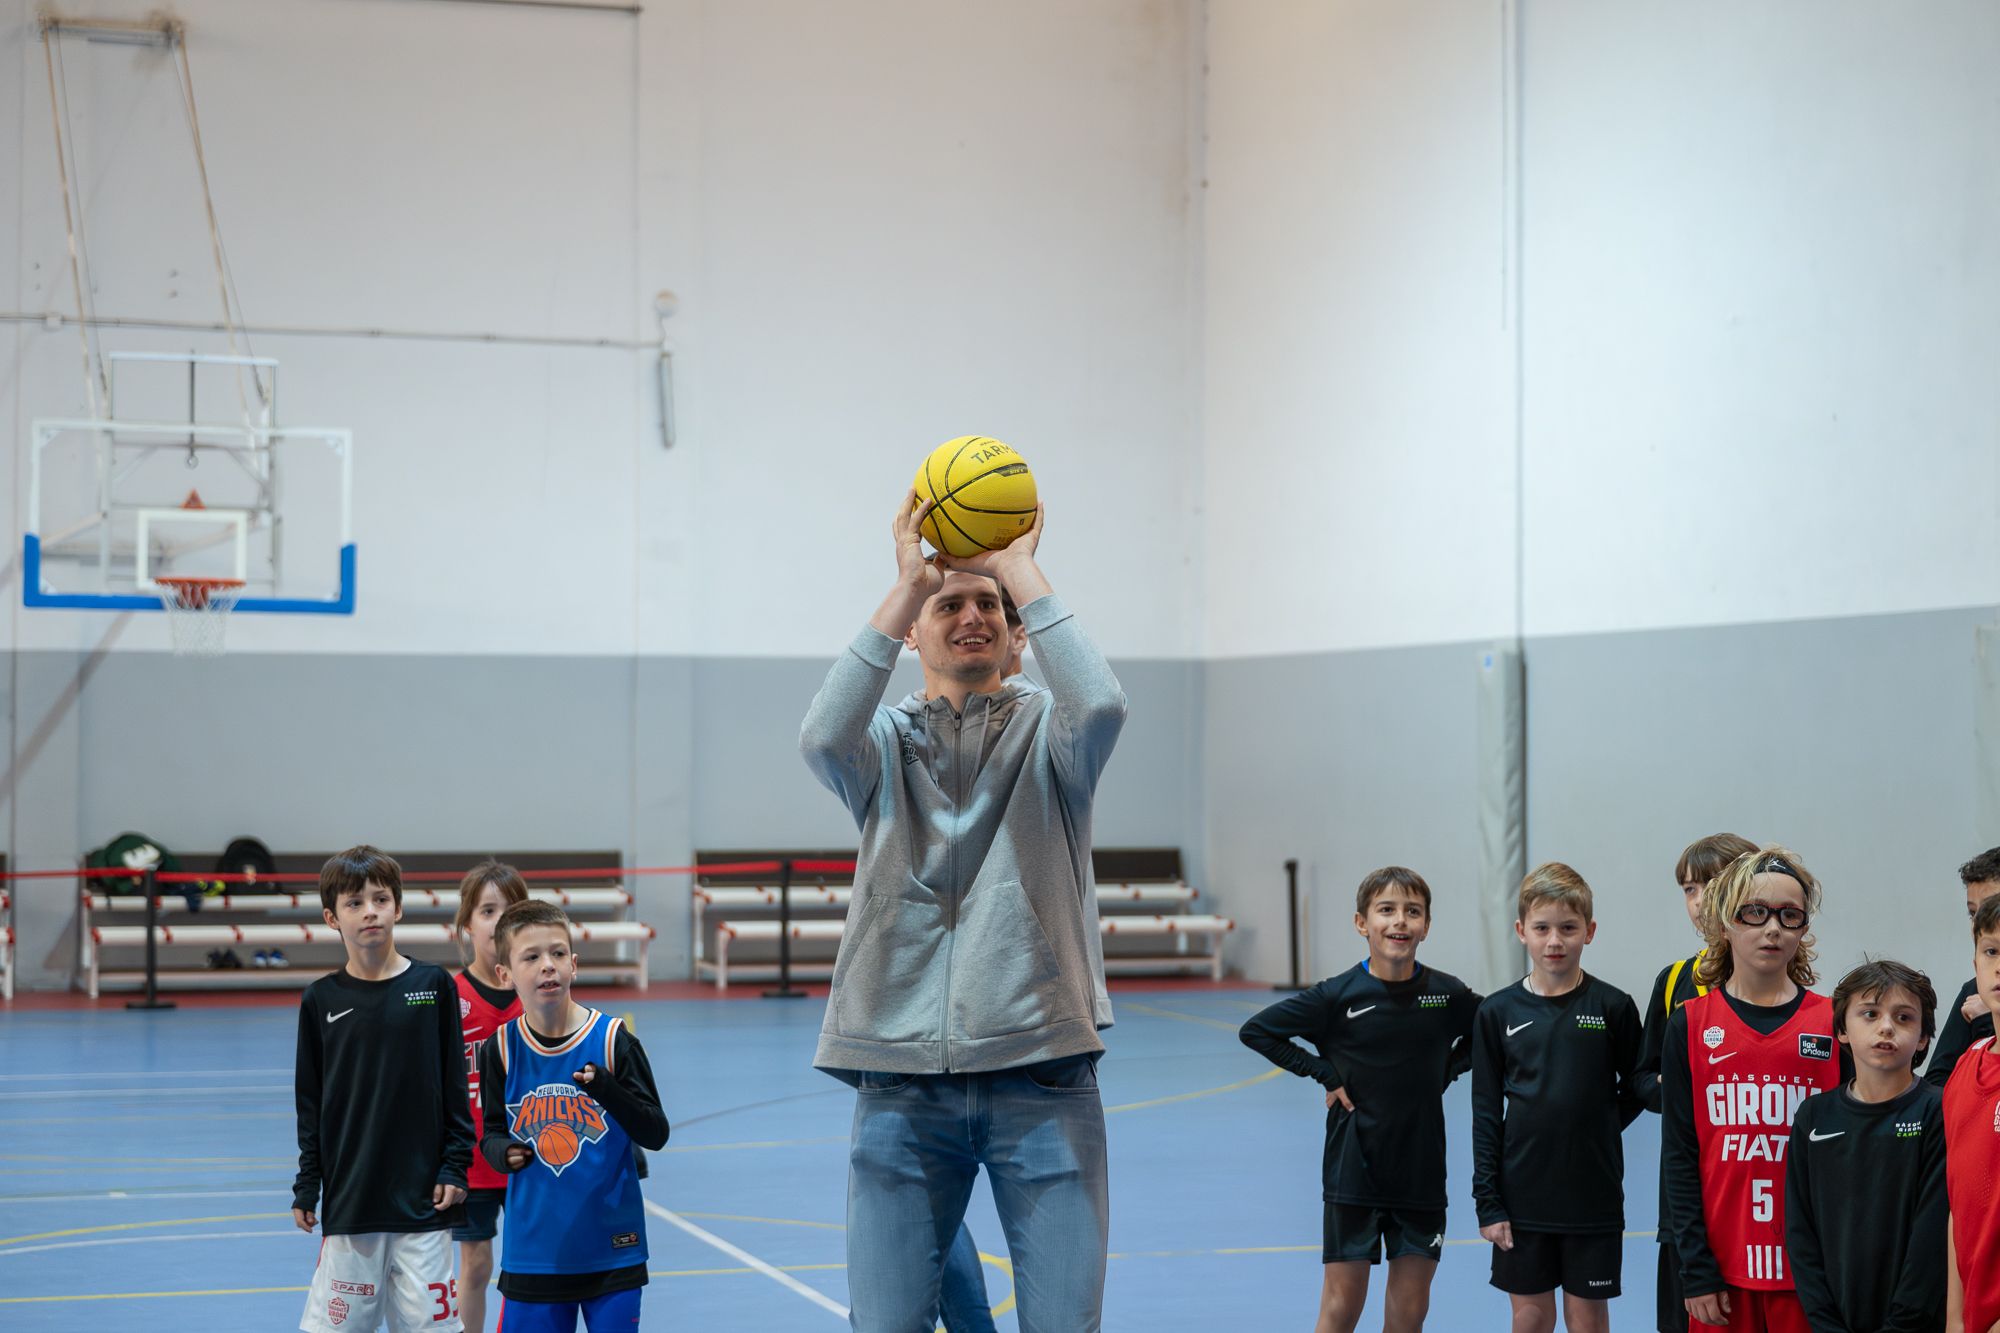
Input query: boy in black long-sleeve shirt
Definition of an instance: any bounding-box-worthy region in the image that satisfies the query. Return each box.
[1785,960,1946,1333]
[1240,866,1478,1333]
[293,847,473,1333]
[1472,863,1642,1333]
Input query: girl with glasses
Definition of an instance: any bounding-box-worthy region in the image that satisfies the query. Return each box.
[1658,848,1841,1333]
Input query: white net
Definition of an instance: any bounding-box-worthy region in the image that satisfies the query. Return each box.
[154,578,244,657]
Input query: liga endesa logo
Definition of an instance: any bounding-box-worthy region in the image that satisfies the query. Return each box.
[507,1082,610,1177]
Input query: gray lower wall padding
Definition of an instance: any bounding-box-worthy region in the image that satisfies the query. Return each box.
[1976,624,2000,842]
[0,649,1203,991]
[1477,642,1528,991]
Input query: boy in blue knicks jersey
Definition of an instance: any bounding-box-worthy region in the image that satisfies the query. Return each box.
[1240,866,1480,1333]
[477,900,669,1331]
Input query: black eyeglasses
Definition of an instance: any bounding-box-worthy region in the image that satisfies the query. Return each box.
[1733,902,1809,931]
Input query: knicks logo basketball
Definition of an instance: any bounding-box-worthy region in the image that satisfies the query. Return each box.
[507,1082,609,1177]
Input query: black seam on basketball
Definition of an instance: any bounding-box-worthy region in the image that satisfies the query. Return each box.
[927,437,1032,551]
[935,460,1027,508]
[931,495,991,551]
[930,437,995,552]
[921,448,948,548]
[940,500,1038,516]
[944,436,984,491]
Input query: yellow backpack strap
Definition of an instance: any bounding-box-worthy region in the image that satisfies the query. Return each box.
[602,1014,621,1074]
[497,1018,512,1075]
[1665,957,1689,1015]
[1666,951,1711,1014]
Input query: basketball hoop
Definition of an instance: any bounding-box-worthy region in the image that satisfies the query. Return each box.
[153,577,244,657]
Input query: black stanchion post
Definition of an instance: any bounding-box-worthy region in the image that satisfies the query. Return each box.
[763,857,805,999]
[127,867,176,1011]
[1273,858,1305,991]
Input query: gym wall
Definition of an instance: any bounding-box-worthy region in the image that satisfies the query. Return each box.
[4,1,1994,1007]
[0,0,1205,987]
[1201,0,2000,1001]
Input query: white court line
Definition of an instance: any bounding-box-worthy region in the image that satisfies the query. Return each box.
[0,1069,290,1082]
[0,1085,288,1102]
[0,1189,285,1206]
[644,1200,848,1320]
[0,1229,294,1257]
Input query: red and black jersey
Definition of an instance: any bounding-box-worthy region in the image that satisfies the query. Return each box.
[455,970,521,1193]
[1670,988,1838,1293]
[1944,1037,2000,1333]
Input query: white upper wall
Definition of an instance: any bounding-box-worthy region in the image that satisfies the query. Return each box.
[1521,1,2000,639]
[1201,0,2000,657]
[10,1,1997,660]
[1201,0,1517,658]
[673,0,1200,659]
[4,0,1201,658]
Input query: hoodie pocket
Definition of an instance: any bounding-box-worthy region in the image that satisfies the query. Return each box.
[949,879,1075,1041]
[830,881,945,1043]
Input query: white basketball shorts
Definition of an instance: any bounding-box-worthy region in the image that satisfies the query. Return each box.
[301,1230,463,1333]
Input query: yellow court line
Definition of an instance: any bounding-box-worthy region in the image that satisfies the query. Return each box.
[0,1213,286,1247]
[0,1154,289,1165]
[979,1251,1018,1319]
[0,1285,308,1305]
[650,1262,849,1278]
[661,1136,849,1155]
[0,1165,284,1177]
[0,1235,1671,1305]
[1120,1000,1252,1033]
[1106,1066,1282,1113]
[676,1210,846,1231]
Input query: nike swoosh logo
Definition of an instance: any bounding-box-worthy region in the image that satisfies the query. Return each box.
[1505,1022,1534,1037]
[1346,1005,1376,1018]
[326,1009,354,1024]
[1708,1051,1737,1064]
[1808,1129,1844,1142]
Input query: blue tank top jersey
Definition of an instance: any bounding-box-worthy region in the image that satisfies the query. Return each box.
[497,1007,647,1274]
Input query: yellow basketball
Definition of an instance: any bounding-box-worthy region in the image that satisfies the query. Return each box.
[912,436,1038,558]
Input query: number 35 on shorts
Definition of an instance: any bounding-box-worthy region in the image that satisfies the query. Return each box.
[302,1232,463,1333]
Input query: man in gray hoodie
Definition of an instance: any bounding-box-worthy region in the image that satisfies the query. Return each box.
[801,490,1127,1333]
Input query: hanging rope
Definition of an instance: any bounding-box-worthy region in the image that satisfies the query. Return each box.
[172,27,269,429]
[39,22,107,417]
[38,16,270,431]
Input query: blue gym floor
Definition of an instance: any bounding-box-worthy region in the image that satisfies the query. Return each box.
[0,988,1665,1330]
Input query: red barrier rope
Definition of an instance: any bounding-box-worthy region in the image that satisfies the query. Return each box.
[0,860,801,885]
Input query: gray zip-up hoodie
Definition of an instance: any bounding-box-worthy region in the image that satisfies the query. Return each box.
[800,592,1126,1075]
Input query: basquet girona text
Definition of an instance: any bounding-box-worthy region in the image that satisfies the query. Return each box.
[1704,1074,1816,1161]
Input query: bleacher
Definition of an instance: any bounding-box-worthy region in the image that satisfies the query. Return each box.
[78,851,652,997]
[692,848,1233,990]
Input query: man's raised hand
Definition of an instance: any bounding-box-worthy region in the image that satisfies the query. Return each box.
[935,502,1043,582]
[893,490,944,598]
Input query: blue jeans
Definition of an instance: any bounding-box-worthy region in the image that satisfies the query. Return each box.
[847,1054,1109,1333]
[939,1222,997,1333]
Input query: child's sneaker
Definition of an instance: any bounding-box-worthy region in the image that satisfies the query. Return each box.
[267,949,290,969]
[220,949,244,969]
[252,951,270,968]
